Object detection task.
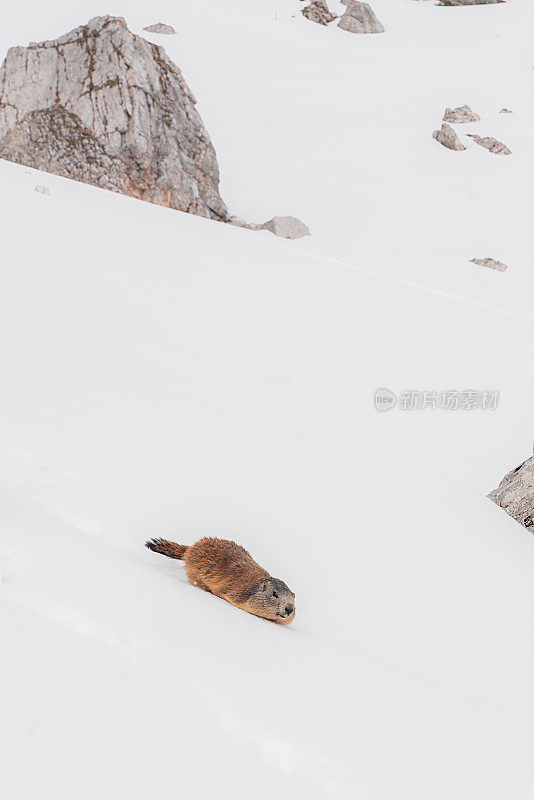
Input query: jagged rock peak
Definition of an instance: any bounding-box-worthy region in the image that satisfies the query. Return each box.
[0,16,229,220]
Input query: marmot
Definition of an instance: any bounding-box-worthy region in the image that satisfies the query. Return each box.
[145,537,296,624]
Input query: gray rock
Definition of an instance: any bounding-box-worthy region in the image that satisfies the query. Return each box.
[302,0,338,25]
[432,123,466,151]
[229,215,310,240]
[261,217,310,239]
[0,16,228,220]
[443,105,480,123]
[466,134,511,155]
[499,108,513,114]
[438,0,504,5]
[143,23,176,34]
[488,455,534,530]
[469,258,508,272]
[338,2,384,34]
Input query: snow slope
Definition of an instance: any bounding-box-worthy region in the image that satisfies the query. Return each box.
[1,2,534,798]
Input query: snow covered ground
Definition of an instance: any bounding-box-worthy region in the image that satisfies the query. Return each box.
[1,1,534,798]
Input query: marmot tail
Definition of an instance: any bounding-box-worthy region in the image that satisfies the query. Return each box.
[145,538,189,560]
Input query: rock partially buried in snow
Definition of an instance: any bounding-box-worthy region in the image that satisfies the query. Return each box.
[488,454,534,531]
[229,215,310,239]
[443,105,480,123]
[338,2,384,34]
[260,217,310,239]
[499,108,513,114]
[466,134,511,155]
[438,0,504,5]
[432,123,466,151]
[34,184,50,196]
[470,258,508,272]
[302,0,338,25]
[143,23,176,34]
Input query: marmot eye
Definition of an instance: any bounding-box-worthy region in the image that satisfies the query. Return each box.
[272,591,278,598]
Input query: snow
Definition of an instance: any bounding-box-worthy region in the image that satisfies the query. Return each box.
[1,1,534,798]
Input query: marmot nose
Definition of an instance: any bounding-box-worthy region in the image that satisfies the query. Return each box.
[285,604,294,616]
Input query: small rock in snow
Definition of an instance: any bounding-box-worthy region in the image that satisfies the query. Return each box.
[338,2,384,34]
[438,0,504,5]
[466,134,511,154]
[499,108,513,114]
[432,123,466,151]
[469,258,508,272]
[230,215,310,239]
[143,23,176,34]
[34,184,50,195]
[443,105,480,124]
[261,217,310,239]
[302,0,338,25]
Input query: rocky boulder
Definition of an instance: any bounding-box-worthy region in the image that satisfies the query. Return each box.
[302,1,338,25]
[432,123,466,151]
[466,134,511,155]
[0,16,229,220]
[488,454,534,530]
[338,2,384,34]
[443,105,480,123]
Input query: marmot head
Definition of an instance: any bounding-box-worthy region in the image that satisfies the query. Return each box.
[247,577,296,625]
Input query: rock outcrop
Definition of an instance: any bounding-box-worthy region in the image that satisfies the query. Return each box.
[432,123,466,151]
[338,2,384,34]
[0,16,229,220]
[143,23,176,35]
[488,454,534,530]
[302,1,338,25]
[443,105,480,123]
[466,134,511,155]
[0,16,310,239]
[469,258,508,272]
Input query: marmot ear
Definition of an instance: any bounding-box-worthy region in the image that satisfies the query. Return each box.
[261,579,269,591]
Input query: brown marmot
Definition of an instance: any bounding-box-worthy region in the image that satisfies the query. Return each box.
[145,537,296,624]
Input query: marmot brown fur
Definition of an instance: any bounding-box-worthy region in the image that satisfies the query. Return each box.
[145,537,296,624]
